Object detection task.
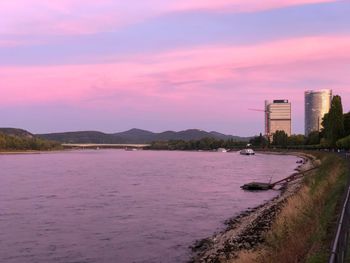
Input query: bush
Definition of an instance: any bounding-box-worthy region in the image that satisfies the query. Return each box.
[0,133,61,151]
[336,135,350,149]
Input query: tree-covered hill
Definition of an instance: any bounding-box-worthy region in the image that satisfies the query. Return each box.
[0,128,61,151]
[37,128,251,144]
[0,128,34,138]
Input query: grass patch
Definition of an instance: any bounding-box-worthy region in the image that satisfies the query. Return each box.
[233,153,349,263]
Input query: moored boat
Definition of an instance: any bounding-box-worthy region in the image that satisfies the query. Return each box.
[217,148,227,153]
[240,148,255,155]
[125,148,138,151]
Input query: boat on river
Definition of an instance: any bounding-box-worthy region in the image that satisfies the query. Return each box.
[240,148,255,155]
[217,148,228,153]
[125,148,138,151]
[240,144,255,155]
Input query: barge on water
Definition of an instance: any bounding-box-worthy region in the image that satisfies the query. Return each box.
[240,166,320,191]
[241,182,273,190]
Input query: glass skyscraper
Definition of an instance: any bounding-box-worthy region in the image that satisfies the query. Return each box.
[304,89,332,136]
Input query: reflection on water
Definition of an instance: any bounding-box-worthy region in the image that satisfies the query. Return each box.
[0,150,297,262]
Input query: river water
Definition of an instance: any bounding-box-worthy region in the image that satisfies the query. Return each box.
[0,150,298,263]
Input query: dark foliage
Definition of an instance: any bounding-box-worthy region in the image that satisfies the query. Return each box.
[150,138,247,150]
[249,133,269,147]
[344,112,350,137]
[272,130,288,147]
[305,131,320,145]
[321,95,344,147]
[0,132,61,151]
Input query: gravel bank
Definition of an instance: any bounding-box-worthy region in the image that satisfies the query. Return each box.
[189,153,318,263]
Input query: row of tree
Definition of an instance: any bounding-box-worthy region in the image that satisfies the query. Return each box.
[150,138,247,151]
[0,133,62,151]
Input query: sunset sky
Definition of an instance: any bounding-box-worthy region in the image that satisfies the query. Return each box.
[1,0,349,136]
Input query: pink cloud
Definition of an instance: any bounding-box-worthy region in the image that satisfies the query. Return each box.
[170,0,337,13]
[1,35,350,111]
[1,34,350,134]
[0,0,337,36]
[0,0,128,36]
[0,40,24,48]
[0,39,43,48]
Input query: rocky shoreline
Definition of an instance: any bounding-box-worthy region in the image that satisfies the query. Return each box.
[189,153,317,263]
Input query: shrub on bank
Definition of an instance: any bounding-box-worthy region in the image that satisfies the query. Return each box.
[336,135,350,149]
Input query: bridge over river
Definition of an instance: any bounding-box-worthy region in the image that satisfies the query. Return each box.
[62,143,151,149]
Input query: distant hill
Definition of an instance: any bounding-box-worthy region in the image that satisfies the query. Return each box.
[37,128,250,144]
[0,128,34,138]
[115,129,155,143]
[36,131,126,144]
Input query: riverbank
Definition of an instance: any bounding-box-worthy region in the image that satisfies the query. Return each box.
[190,152,334,263]
[0,149,65,155]
[0,150,43,154]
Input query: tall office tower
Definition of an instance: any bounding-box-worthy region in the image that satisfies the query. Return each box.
[305,89,332,136]
[265,100,292,139]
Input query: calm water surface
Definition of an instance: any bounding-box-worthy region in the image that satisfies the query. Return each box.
[0,150,298,263]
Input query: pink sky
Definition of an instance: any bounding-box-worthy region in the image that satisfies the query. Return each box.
[2,35,349,104]
[0,0,349,135]
[0,0,337,35]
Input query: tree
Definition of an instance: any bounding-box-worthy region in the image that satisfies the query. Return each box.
[198,137,215,150]
[320,113,329,139]
[305,131,320,145]
[344,112,350,137]
[0,132,61,151]
[249,133,268,148]
[321,95,344,147]
[272,130,288,147]
[337,135,350,149]
[288,134,305,146]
